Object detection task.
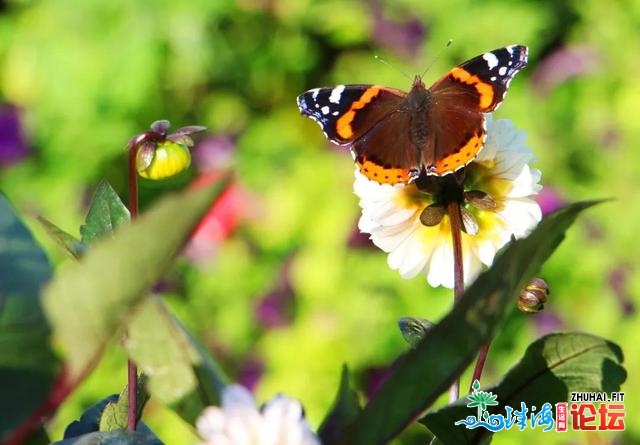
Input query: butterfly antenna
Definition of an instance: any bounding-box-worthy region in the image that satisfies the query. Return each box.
[420,39,453,78]
[374,55,411,81]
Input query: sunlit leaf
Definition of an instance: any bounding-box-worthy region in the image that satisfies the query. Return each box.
[80,181,130,244]
[42,178,229,380]
[63,395,118,439]
[99,375,149,432]
[37,216,86,259]
[422,332,626,444]
[125,296,227,423]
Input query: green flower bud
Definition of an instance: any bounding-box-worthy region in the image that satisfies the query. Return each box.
[136,140,191,180]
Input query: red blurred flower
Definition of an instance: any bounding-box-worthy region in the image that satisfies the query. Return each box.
[185,172,255,262]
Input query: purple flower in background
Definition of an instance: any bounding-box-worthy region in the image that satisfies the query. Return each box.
[369,0,426,58]
[608,265,635,316]
[531,45,599,95]
[535,186,566,216]
[534,310,565,336]
[254,257,295,329]
[192,135,236,173]
[347,220,376,249]
[0,104,29,166]
[237,355,265,392]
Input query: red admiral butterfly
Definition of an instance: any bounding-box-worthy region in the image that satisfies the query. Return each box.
[297,45,528,184]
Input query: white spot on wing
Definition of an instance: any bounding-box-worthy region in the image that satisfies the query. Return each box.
[329,85,345,104]
[483,52,499,70]
[321,105,330,115]
[498,66,507,76]
[312,88,320,100]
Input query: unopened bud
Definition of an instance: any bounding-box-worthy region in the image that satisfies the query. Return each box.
[518,277,549,313]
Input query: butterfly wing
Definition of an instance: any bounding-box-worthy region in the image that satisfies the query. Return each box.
[298,85,420,184]
[351,109,421,184]
[297,85,405,143]
[424,45,528,175]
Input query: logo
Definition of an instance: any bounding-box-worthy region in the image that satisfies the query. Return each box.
[297,45,528,184]
[454,380,626,433]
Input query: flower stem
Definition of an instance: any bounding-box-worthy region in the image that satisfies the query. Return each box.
[127,145,139,431]
[128,146,139,220]
[447,200,465,402]
[447,201,465,303]
[470,342,491,392]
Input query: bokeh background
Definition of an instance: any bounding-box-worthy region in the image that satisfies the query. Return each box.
[1,0,638,443]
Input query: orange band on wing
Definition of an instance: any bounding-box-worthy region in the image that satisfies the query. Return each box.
[430,131,485,175]
[449,67,495,111]
[357,157,412,185]
[336,87,382,140]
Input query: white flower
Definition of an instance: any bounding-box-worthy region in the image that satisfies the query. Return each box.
[355,115,542,288]
[196,384,321,445]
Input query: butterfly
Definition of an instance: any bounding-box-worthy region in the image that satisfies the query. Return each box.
[297,45,528,185]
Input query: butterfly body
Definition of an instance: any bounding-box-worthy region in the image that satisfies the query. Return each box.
[297,45,528,184]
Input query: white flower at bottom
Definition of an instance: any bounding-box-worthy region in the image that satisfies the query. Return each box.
[196,384,321,445]
[355,115,542,288]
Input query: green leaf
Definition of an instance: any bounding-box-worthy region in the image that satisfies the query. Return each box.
[80,181,131,244]
[0,194,59,442]
[37,216,86,259]
[125,296,227,422]
[318,365,362,444]
[63,395,118,438]
[341,200,602,444]
[422,332,626,444]
[42,178,229,380]
[99,376,149,432]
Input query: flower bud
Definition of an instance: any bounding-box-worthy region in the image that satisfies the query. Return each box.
[136,140,191,180]
[398,317,434,347]
[518,277,549,313]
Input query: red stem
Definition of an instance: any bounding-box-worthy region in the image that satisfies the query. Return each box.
[5,356,103,445]
[4,371,72,445]
[470,342,491,391]
[128,146,139,220]
[447,200,465,402]
[127,145,139,431]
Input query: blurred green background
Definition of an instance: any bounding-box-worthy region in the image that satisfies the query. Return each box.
[1,0,638,443]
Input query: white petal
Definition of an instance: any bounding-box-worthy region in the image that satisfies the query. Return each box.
[498,198,542,237]
[196,385,320,445]
[368,217,420,252]
[463,244,485,284]
[425,241,454,288]
[387,229,429,279]
[197,407,227,439]
[362,199,416,226]
[222,385,258,410]
[505,165,542,198]
[476,237,502,266]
